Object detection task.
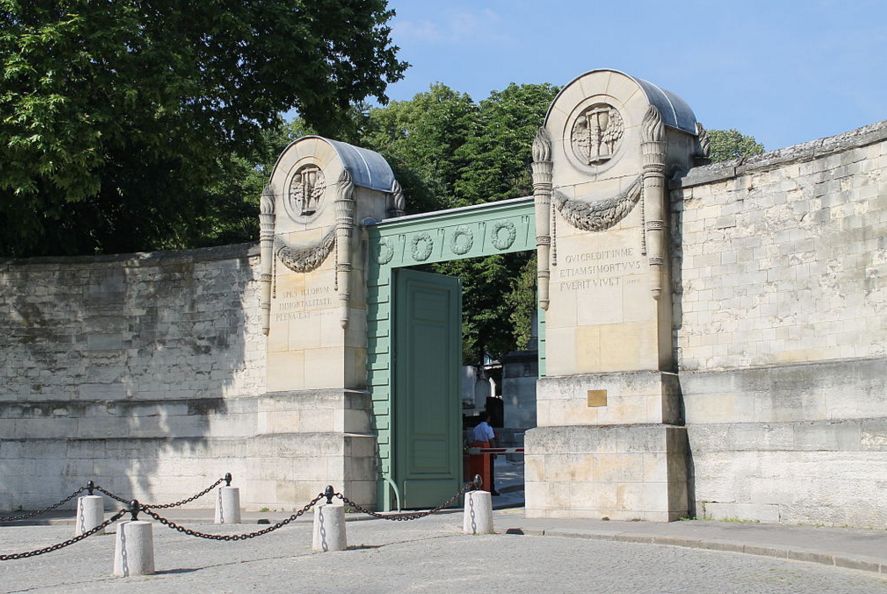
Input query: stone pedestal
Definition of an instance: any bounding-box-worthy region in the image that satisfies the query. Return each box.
[312,503,347,552]
[75,495,104,536]
[214,487,241,524]
[463,490,494,534]
[525,424,689,521]
[113,520,155,577]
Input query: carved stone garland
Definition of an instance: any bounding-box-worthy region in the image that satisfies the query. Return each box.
[641,105,667,300]
[532,127,553,310]
[552,176,643,232]
[274,229,336,273]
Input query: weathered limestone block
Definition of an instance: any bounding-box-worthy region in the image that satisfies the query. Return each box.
[536,371,681,427]
[525,424,689,521]
[256,389,371,435]
[689,419,887,527]
[681,359,887,424]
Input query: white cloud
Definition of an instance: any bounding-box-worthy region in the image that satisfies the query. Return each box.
[393,8,509,44]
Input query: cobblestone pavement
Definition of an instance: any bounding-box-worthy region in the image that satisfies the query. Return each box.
[2,514,886,593]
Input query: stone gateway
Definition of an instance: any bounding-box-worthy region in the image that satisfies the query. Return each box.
[1,68,885,528]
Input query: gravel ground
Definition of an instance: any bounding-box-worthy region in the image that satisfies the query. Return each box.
[2,514,886,593]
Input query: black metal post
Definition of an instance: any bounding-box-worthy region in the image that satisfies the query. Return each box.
[225,473,232,487]
[324,485,335,505]
[473,474,482,491]
[129,500,140,521]
[86,480,94,496]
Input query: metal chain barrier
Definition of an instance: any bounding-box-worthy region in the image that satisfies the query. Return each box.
[0,509,127,561]
[0,487,86,523]
[141,477,226,509]
[93,485,129,505]
[94,475,228,509]
[139,493,325,541]
[335,476,482,521]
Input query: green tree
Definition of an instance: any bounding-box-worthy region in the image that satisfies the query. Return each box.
[437,83,557,362]
[0,0,406,256]
[706,128,765,162]
[360,84,478,214]
[358,82,557,362]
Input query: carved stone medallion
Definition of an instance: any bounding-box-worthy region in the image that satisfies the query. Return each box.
[286,164,325,219]
[570,104,624,166]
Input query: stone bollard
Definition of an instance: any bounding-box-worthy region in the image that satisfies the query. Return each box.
[214,474,241,524]
[312,486,347,552]
[113,501,155,577]
[463,490,494,535]
[75,494,104,536]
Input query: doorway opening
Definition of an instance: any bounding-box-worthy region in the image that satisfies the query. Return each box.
[366,196,543,511]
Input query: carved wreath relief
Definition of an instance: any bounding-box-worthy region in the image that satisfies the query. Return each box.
[570,104,624,165]
[287,164,325,218]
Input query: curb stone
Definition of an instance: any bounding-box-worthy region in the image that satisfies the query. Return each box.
[502,527,887,576]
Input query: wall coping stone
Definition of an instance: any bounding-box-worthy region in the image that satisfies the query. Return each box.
[678,354,886,377]
[0,242,259,268]
[539,370,680,382]
[672,119,887,190]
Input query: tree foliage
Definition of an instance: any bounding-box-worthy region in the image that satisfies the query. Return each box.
[354,83,558,363]
[706,128,765,162]
[0,0,406,256]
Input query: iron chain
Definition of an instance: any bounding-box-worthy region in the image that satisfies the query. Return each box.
[93,485,129,505]
[141,477,225,509]
[95,477,225,509]
[0,487,86,523]
[335,478,478,521]
[140,493,325,541]
[0,509,126,561]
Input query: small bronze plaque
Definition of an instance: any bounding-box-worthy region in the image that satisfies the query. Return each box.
[587,389,608,407]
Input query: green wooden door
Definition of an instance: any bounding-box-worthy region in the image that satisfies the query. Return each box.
[394,268,462,508]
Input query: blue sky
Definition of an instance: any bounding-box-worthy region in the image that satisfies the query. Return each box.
[383,0,887,150]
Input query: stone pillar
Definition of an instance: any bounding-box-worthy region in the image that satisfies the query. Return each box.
[532,127,553,311]
[334,170,355,328]
[259,185,276,336]
[641,106,667,301]
[258,136,397,510]
[525,69,698,521]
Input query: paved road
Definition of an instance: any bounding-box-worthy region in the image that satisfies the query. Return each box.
[2,514,886,593]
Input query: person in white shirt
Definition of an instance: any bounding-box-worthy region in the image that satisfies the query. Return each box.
[471,412,496,447]
[469,412,499,495]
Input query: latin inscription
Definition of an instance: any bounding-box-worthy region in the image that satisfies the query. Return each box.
[556,247,643,291]
[273,285,333,321]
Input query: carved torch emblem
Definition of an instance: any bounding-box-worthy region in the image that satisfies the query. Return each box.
[287,164,325,217]
[571,104,624,165]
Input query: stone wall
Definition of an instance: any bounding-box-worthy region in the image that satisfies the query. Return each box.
[0,244,375,511]
[672,121,887,526]
[2,117,885,526]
